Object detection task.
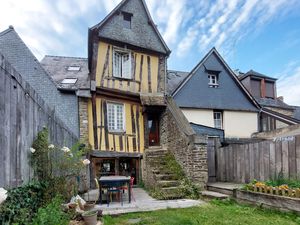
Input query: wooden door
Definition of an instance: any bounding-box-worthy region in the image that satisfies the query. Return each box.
[148,114,160,146]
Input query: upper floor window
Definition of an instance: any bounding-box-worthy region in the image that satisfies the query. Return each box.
[214,111,222,129]
[113,49,132,79]
[122,12,132,29]
[107,103,125,132]
[208,74,218,87]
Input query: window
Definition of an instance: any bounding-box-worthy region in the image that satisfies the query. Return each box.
[67,66,81,71]
[123,12,132,29]
[107,103,125,132]
[61,78,77,84]
[214,111,222,129]
[208,74,218,87]
[113,49,132,79]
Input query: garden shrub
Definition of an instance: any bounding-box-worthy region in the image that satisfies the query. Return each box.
[31,196,70,225]
[0,180,48,225]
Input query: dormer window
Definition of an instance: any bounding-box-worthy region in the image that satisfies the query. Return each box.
[67,66,81,71]
[113,48,132,79]
[122,12,132,29]
[208,74,218,87]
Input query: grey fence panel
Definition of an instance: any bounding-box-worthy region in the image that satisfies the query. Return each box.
[215,136,300,183]
[0,54,78,188]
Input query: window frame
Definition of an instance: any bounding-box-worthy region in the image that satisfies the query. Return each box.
[208,74,219,87]
[213,111,223,129]
[107,102,125,133]
[122,12,132,29]
[112,48,132,80]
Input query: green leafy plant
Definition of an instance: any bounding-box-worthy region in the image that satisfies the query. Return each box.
[31,196,70,225]
[0,180,48,224]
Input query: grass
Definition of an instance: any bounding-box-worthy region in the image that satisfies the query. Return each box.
[103,200,300,225]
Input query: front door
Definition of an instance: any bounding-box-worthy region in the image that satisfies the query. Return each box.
[148,114,160,146]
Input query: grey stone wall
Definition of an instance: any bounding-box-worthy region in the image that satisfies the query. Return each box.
[79,98,89,144]
[160,98,208,188]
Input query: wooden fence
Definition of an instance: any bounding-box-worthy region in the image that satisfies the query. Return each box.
[0,54,78,188]
[215,135,300,183]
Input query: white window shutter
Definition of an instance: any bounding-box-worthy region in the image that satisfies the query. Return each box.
[114,51,122,77]
[122,53,132,79]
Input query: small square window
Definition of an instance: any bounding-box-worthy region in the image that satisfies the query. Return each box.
[208,74,218,87]
[123,12,132,29]
[113,49,132,79]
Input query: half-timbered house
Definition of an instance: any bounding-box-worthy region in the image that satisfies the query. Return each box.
[87,0,170,184]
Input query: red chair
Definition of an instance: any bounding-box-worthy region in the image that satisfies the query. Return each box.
[118,177,135,202]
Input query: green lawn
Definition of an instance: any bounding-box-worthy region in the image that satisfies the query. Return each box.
[104,200,300,225]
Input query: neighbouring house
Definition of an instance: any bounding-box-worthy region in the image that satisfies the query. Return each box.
[170,48,260,140]
[0,26,79,136]
[40,56,91,143]
[239,70,300,132]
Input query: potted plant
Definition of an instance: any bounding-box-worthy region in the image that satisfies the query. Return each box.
[82,210,98,225]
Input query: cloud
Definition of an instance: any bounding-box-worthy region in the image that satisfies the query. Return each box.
[176,0,299,58]
[277,64,300,105]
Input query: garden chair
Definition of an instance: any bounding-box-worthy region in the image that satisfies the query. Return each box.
[107,181,123,207]
[118,177,135,202]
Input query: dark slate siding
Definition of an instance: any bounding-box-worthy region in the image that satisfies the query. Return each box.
[98,0,167,54]
[174,52,258,112]
[0,28,79,136]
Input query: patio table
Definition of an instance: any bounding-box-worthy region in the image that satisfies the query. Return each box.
[98,176,131,204]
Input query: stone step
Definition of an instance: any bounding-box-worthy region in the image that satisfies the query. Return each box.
[206,183,243,196]
[161,187,184,199]
[157,180,180,188]
[155,174,176,180]
[145,149,168,155]
[201,191,229,200]
[152,169,175,176]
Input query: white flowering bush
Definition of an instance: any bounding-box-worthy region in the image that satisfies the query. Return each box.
[0,188,7,205]
[30,128,88,199]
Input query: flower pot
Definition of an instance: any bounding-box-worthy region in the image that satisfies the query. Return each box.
[84,203,95,211]
[82,210,97,225]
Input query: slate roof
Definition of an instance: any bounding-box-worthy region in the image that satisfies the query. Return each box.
[256,97,294,110]
[261,108,300,125]
[89,0,170,69]
[0,27,79,136]
[190,123,224,142]
[293,106,300,120]
[167,70,189,95]
[239,69,277,81]
[173,48,259,111]
[41,55,90,92]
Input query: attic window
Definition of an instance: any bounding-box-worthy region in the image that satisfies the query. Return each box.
[208,74,218,87]
[67,66,81,71]
[122,12,132,29]
[61,78,78,84]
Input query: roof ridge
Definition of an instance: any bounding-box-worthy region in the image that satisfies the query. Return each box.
[43,55,87,60]
[0,26,14,37]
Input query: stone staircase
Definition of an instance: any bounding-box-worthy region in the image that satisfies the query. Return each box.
[144,147,184,199]
[201,182,243,200]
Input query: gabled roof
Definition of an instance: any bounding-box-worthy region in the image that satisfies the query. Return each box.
[167,70,189,95]
[88,0,170,60]
[172,47,260,111]
[41,55,90,91]
[239,69,277,81]
[256,97,294,110]
[0,26,79,135]
[293,106,300,120]
[261,108,300,125]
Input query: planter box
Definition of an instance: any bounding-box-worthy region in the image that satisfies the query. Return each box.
[235,190,300,214]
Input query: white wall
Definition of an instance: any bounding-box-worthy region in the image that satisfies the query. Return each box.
[223,111,258,138]
[182,108,258,138]
[182,109,214,127]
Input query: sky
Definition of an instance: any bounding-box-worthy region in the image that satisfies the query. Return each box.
[1,0,300,105]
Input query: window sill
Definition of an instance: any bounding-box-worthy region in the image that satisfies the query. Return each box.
[112,76,133,81]
[108,130,126,135]
[209,84,219,88]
